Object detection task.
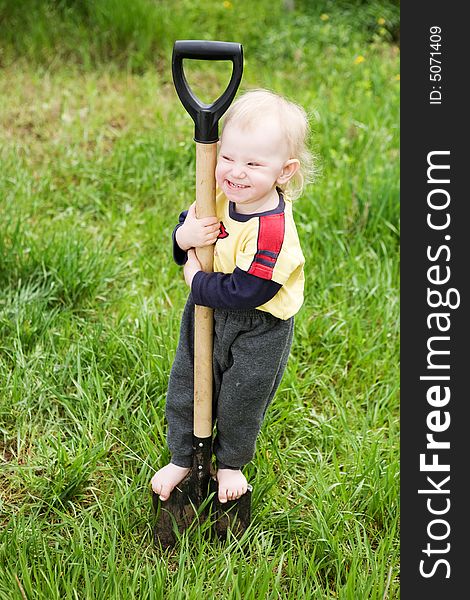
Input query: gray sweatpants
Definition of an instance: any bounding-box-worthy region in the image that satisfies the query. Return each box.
[166,295,294,470]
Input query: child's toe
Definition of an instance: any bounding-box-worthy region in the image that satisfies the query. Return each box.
[159,484,172,501]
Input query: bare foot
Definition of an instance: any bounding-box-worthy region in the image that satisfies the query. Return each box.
[217,469,248,503]
[151,463,190,501]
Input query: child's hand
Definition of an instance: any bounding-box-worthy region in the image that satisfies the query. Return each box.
[175,202,220,251]
[184,249,202,287]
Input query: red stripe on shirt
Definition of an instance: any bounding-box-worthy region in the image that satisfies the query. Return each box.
[248,213,285,280]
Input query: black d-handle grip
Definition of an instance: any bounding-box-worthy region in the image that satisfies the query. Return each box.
[172,40,243,143]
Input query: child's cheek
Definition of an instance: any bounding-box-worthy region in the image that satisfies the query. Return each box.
[215,163,224,188]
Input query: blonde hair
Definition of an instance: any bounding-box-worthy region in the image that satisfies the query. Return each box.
[221,89,316,200]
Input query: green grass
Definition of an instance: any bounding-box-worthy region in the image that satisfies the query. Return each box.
[1,1,399,598]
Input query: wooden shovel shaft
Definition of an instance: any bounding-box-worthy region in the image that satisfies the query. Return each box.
[194,142,217,438]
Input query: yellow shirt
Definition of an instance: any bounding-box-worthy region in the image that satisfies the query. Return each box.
[213,188,305,320]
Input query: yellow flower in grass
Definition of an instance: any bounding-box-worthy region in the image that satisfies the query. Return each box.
[354,55,365,65]
[377,17,386,25]
[223,1,232,8]
[394,74,400,81]
[320,14,329,21]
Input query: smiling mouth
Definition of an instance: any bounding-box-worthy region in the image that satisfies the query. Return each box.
[226,179,249,189]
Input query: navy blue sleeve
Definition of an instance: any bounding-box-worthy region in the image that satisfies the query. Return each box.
[172,210,188,265]
[191,267,281,310]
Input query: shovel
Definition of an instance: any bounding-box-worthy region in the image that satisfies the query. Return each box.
[153,40,251,549]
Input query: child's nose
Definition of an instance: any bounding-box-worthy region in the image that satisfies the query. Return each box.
[231,163,246,178]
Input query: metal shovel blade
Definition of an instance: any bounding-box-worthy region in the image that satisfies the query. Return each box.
[153,437,212,549]
[152,476,199,549]
[209,477,252,541]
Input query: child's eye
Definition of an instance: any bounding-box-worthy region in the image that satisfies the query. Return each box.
[248,162,261,167]
[222,155,233,161]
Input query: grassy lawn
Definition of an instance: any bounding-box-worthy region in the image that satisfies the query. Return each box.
[0,1,399,598]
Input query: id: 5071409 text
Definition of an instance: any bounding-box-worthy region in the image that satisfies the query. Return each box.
[429,26,442,105]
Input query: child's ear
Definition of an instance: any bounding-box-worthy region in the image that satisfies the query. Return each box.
[277,159,300,184]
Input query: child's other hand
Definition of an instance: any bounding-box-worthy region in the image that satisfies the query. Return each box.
[175,202,220,251]
[184,249,202,287]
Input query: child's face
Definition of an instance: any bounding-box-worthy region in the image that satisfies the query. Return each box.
[216,117,296,212]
